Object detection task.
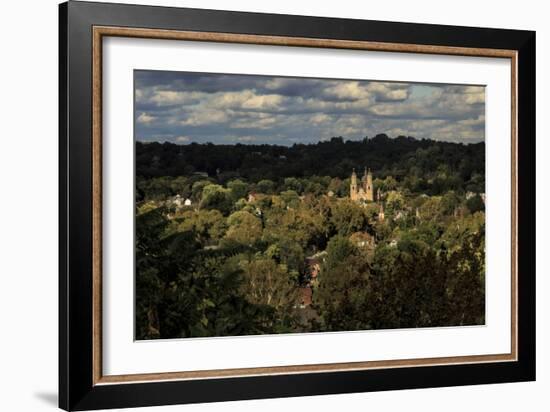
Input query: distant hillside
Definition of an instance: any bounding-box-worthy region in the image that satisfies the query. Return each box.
[136,134,485,193]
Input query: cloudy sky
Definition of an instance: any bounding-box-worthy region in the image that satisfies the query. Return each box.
[135,70,485,146]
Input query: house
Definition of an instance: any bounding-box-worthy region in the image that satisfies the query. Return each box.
[349,231,375,249]
[172,194,184,207]
[305,251,327,281]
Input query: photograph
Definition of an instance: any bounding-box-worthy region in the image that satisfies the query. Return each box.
[53,1,536,410]
[134,70,487,340]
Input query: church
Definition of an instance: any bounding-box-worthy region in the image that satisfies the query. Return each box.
[350,168,374,202]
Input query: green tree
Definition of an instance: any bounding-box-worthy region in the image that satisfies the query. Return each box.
[443,228,485,325]
[367,239,448,329]
[136,208,279,339]
[324,235,356,270]
[418,196,442,221]
[169,176,190,197]
[383,176,398,191]
[176,209,226,245]
[315,237,372,331]
[440,191,460,216]
[280,190,300,207]
[330,199,368,236]
[265,238,305,275]
[191,180,212,202]
[227,179,248,201]
[284,177,304,193]
[200,184,233,215]
[466,194,485,214]
[224,210,263,246]
[385,191,404,214]
[135,207,201,339]
[257,179,275,194]
[238,257,299,311]
[328,177,343,196]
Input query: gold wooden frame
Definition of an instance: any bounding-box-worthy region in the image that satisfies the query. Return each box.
[92,26,518,385]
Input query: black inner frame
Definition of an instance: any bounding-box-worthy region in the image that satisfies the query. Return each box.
[59,1,536,410]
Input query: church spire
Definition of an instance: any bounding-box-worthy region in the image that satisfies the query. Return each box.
[365,167,374,202]
[351,168,374,202]
[378,203,385,222]
[350,168,358,201]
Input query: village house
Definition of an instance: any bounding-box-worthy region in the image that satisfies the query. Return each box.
[170,194,192,209]
[349,232,375,250]
[296,251,327,308]
[172,194,184,208]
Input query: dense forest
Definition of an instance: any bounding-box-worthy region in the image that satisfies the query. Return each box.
[135,135,486,340]
[137,134,485,194]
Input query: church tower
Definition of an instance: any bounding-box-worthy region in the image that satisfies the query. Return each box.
[363,168,374,202]
[350,168,358,201]
[350,168,374,202]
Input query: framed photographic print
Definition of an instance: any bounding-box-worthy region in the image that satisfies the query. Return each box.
[59,1,536,410]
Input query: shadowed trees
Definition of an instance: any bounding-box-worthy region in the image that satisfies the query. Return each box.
[135,136,486,339]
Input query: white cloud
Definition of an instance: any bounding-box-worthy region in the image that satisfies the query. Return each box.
[175,136,191,143]
[242,94,283,110]
[137,112,156,124]
[180,110,229,126]
[463,90,485,104]
[150,90,206,106]
[230,115,277,130]
[310,113,331,125]
[135,72,486,144]
[367,82,410,101]
[324,81,371,101]
[236,136,258,142]
[211,90,283,110]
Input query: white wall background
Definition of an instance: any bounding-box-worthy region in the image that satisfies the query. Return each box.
[0,0,546,411]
